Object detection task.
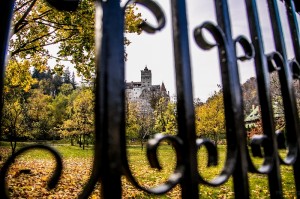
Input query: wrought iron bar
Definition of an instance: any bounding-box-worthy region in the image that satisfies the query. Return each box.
[0,0,15,142]
[245,0,284,198]
[79,1,126,198]
[170,0,199,197]
[267,0,300,198]
[213,0,249,197]
[284,0,300,63]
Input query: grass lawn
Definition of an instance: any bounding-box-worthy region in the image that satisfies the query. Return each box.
[0,142,296,198]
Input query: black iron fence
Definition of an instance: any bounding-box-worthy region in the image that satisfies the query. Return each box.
[0,0,299,198]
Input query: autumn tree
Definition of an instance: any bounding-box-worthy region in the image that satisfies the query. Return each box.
[125,101,140,141]
[153,98,177,135]
[159,101,177,136]
[1,91,28,155]
[195,90,225,144]
[49,88,72,128]
[241,77,259,116]
[60,88,94,149]
[26,89,53,139]
[136,101,155,150]
[1,59,38,154]
[269,72,300,130]
[10,0,142,80]
[125,100,155,150]
[154,97,169,132]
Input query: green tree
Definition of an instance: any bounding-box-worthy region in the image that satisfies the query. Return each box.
[60,88,94,149]
[1,91,28,155]
[1,59,38,154]
[26,89,53,139]
[49,91,70,127]
[59,83,74,96]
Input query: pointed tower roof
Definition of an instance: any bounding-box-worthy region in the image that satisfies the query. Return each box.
[161,82,166,92]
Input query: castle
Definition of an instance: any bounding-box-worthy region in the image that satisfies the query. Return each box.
[125,67,169,102]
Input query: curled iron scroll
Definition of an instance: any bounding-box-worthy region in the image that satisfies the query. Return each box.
[121,1,181,194]
[0,145,63,199]
[248,135,274,173]
[234,36,255,61]
[123,0,166,34]
[290,60,300,80]
[194,21,279,179]
[194,22,226,50]
[266,51,298,166]
[76,0,166,197]
[193,22,239,186]
[123,134,184,194]
[266,52,284,73]
[196,138,232,186]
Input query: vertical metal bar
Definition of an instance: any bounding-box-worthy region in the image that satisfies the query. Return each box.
[284,1,300,197]
[267,1,300,197]
[0,0,15,140]
[285,0,300,63]
[214,0,249,198]
[245,0,283,198]
[170,0,199,198]
[94,0,125,198]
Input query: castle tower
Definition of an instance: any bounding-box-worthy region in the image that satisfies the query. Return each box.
[141,66,152,87]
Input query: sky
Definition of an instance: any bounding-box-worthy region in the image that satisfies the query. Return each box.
[46,0,299,101]
[124,0,299,101]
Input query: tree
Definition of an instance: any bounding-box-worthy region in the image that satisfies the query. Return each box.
[125,100,155,150]
[60,88,94,149]
[1,91,28,155]
[164,102,178,135]
[241,77,259,116]
[26,89,53,139]
[49,91,70,127]
[4,59,39,93]
[136,100,155,150]
[195,90,225,144]
[153,98,178,135]
[59,83,74,96]
[154,97,169,132]
[269,72,300,130]
[125,101,140,140]
[1,59,38,154]
[10,0,143,80]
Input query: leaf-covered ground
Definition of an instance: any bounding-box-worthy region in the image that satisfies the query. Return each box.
[0,144,182,198]
[0,144,297,198]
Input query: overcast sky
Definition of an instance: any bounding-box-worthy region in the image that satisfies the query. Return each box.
[125,0,299,101]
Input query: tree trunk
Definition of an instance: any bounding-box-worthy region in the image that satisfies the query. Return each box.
[82,134,85,150]
[10,139,17,156]
[78,135,82,148]
[140,139,144,151]
[213,131,218,147]
[70,136,74,146]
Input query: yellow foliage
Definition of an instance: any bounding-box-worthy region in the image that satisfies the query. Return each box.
[4,60,37,93]
[195,91,225,137]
